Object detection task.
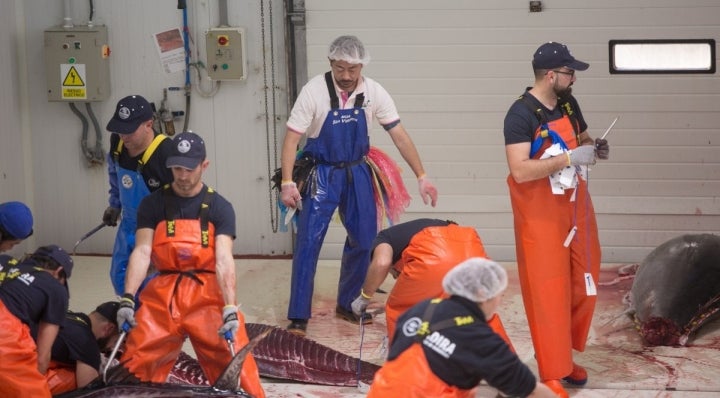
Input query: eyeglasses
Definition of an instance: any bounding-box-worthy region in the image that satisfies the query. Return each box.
[552,69,575,77]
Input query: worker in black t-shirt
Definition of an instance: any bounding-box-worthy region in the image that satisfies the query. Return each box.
[0,245,73,397]
[45,301,120,395]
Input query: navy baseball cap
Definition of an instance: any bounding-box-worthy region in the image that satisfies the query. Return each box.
[0,201,34,240]
[532,42,589,71]
[166,132,206,170]
[34,245,73,278]
[106,95,154,134]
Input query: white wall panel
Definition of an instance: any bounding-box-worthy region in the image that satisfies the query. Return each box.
[305,0,720,263]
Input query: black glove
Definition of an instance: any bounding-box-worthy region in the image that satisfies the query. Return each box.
[103,206,121,226]
[117,293,137,329]
[595,138,609,160]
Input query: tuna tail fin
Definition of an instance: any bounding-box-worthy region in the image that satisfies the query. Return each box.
[213,328,272,392]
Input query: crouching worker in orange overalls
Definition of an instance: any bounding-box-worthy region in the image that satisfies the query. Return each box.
[0,245,73,398]
[367,258,558,398]
[45,302,120,394]
[350,218,513,348]
[116,132,265,398]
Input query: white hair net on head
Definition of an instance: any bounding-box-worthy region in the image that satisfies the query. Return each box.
[442,257,508,302]
[328,35,371,66]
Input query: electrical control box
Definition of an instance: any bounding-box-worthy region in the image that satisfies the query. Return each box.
[44,25,111,102]
[205,27,247,80]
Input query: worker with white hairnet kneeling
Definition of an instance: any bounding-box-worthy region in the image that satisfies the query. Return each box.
[367,258,558,398]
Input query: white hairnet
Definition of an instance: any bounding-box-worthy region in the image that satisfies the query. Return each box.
[442,257,508,302]
[328,35,371,66]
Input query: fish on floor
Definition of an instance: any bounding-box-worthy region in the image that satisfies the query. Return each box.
[627,233,720,346]
[56,328,270,397]
[167,323,381,387]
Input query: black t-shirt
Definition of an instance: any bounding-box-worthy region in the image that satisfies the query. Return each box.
[51,312,101,370]
[389,296,537,396]
[503,89,587,145]
[109,133,175,191]
[0,262,68,327]
[137,184,236,238]
[372,218,451,264]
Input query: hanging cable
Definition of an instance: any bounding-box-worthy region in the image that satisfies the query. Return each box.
[261,0,280,232]
[84,102,105,164]
[182,6,191,132]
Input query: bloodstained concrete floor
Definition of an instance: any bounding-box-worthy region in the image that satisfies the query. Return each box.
[68,257,720,398]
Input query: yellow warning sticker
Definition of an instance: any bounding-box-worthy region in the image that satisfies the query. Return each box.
[60,64,86,99]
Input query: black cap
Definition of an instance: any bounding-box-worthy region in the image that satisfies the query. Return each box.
[94,301,120,326]
[532,42,589,71]
[166,132,206,170]
[106,95,154,134]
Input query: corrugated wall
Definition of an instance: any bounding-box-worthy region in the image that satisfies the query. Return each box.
[304,0,720,262]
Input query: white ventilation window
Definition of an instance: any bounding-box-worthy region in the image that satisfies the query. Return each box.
[609,39,716,74]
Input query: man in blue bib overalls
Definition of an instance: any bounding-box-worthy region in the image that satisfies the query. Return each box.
[280,35,438,336]
[103,95,174,296]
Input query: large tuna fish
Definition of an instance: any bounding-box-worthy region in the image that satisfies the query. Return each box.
[246,322,380,386]
[56,328,270,398]
[167,323,381,387]
[629,233,720,346]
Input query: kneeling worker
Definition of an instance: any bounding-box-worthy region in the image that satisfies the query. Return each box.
[367,257,558,398]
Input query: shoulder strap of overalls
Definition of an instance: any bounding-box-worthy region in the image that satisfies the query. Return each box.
[413,298,476,342]
[518,94,578,157]
[137,134,168,174]
[163,185,214,248]
[112,134,168,173]
[112,139,124,164]
[324,71,366,109]
[324,72,340,110]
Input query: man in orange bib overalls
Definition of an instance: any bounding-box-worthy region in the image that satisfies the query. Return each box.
[116,132,264,398]
[502,41,610,397]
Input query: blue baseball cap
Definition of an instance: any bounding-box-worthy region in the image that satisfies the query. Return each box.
[106,95,154,134]
[532,42,589,71]
[0,201,34,240]
[166,132,206,170]
[34,245,73,278]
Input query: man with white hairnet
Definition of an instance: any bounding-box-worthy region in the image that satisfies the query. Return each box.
[280,35,438,336]
[367,258,558,398]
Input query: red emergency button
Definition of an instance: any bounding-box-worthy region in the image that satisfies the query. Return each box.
[217,35,229,46]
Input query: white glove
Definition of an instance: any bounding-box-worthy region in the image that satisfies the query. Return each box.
[351,295,371,316]
[218,305,239,338]
[117,294,137,329]
[569,146,597,166]
[417,176,438,207]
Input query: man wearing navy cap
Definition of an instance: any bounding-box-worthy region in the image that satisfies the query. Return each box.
[103,95,175,296]
[116,132,265,397]
[502,42,610,397]
[0,201,34,253]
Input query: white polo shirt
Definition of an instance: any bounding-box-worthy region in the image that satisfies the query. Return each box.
[286,73,401,139]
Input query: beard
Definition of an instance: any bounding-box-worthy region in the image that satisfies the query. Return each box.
[554,85,573,100]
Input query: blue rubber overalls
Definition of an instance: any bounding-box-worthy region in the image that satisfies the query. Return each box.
[287,72,377,320]
[109,135,166,295]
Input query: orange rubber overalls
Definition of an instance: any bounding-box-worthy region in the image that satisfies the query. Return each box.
[121,206,265,397]
[46,361,76,395]
[385,224,502,344]
[0,300,53,397]
[507,110,601,381]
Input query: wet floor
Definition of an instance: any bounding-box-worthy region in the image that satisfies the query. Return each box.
[69,257,720,398]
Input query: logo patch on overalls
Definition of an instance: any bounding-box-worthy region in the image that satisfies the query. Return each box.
[121,174,133,189]
[402,316,422,337]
